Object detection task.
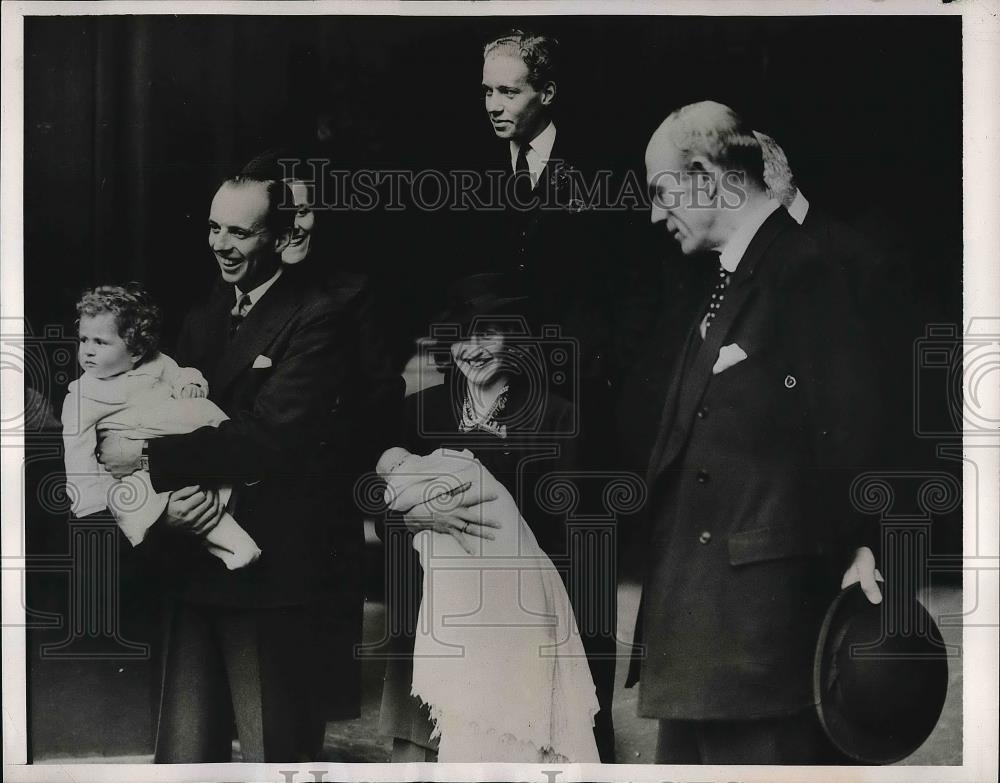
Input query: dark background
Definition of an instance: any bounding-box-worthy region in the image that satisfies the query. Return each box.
[25,14,961,348]
[21,14,963,760]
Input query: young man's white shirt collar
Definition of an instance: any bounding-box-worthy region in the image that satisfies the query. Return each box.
[509,121,557,189]
[717,197,782,273]
[234,265,283,314]
[786,189,810,225]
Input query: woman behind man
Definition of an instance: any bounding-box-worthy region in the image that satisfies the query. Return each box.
[378,273,600,762]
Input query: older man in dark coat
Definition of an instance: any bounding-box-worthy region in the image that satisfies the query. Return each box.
[632,101,882,764]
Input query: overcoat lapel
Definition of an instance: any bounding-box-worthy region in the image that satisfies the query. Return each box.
[644,322,699,486]
[211,273,302,399]
[646,208,794,485]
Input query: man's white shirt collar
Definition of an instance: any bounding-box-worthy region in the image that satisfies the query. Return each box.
[717,198,782,273]
[509,121,557,188]
[235,266,283,313]
[786,189,810,225]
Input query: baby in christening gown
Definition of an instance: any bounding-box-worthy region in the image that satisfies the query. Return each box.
[377,446,600,763]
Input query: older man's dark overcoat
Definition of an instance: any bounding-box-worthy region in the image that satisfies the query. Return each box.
[632,208,879,721]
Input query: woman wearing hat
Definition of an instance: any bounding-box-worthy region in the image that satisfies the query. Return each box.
[377,273,600,762]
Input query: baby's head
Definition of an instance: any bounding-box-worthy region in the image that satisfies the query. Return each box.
[76,284,162,379]
[376,447,412,478]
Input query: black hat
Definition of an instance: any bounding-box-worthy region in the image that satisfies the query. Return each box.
[813,583,950,764]
[434,273,531,334]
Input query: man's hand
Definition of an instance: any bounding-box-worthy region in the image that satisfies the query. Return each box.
[179,383,207,399]
[160,485,223,537]
[97,432,144,479]
[841,546,884,604]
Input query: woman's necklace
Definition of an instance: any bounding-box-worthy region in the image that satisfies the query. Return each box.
[460,383,510,438]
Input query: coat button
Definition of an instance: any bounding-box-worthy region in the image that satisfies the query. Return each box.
[696,406,709,419]
[698,530,712,544]
[696,469,710,483]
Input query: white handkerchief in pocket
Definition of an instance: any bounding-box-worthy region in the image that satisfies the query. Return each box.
[712,343,748,375]
[252,354,273,369]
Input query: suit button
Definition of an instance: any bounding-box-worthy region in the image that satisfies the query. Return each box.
[696,406,709,419]
[698,530,712,544]
[696,469,710,483]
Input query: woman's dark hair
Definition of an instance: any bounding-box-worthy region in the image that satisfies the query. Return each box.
[76,282,162,363]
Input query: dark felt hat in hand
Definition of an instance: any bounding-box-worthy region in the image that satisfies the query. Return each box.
[813,583,950,764]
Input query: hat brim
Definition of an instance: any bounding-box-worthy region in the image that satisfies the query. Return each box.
[433,294,531,331]
[813,583,949,764]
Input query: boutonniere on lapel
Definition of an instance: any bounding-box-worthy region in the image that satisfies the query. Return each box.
[547,160,587,213]
[712,343,748,375]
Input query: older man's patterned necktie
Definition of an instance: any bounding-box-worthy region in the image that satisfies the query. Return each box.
[703,263,731,333]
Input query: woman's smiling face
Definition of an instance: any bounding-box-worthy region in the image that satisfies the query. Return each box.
[282,179,315,265]
[451,329,507,388]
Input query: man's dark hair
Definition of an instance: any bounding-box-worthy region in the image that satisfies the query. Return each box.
[221,174,296,235]
[483,30,559,90]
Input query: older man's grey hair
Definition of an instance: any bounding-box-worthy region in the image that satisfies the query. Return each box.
[658,101,767,191]
[753,130,798,208]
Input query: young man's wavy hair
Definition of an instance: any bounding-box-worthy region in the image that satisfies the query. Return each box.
[483,29,560,90]
[76,282,162,363]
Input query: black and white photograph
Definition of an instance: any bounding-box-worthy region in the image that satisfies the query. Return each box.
[1,2,997,782]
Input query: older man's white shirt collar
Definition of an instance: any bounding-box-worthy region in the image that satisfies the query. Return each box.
[717,198,782,273]
[509,121,557,188]
[234,266,283,313]
[786,189,810,225]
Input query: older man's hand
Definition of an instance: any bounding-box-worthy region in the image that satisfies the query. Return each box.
[96,432,144,479]
[841,546,884,604]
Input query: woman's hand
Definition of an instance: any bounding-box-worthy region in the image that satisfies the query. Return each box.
[402,500,501,555]
[160,485,223,537]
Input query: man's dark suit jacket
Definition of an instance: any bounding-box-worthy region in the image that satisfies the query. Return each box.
[147,268,360,610]
[633,208,879,721]
[459,134,655,396]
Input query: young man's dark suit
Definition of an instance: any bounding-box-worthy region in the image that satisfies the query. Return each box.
[631,207,878,763]
[146,267,360,761]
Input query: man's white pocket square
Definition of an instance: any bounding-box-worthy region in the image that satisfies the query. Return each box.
[712,343,748,375]
[252,355,273,369]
